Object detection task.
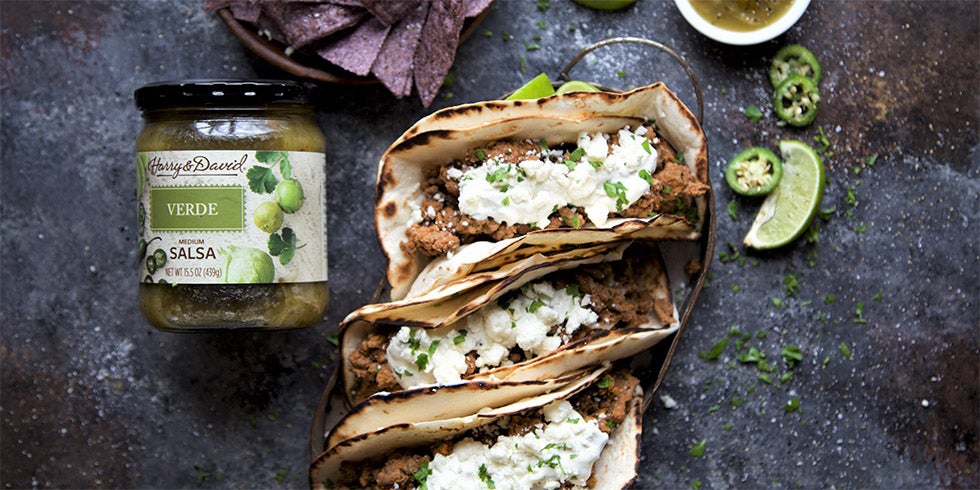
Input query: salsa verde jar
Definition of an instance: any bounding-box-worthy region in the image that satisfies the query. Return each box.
[134,80,328,331]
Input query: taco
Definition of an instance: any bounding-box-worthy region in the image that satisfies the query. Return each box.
[310,366,642,490]
[340,241,677,405]
[375,83,709,300]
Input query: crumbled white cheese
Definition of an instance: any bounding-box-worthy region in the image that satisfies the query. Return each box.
[452,126,657,228]
[386,282,598,389]
[424,400,609,490]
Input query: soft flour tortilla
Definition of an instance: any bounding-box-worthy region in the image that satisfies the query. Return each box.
[310,366,642,490]
[375,83,708,300]
[339,241,678,406]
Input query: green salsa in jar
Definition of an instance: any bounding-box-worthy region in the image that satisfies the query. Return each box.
[134,80,329,331]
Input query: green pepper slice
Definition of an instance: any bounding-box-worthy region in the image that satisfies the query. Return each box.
[769,44,822,88]
[773,74,820,127]
[726,147,783,196]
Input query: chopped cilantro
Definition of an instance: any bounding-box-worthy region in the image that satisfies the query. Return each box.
[693,479,703,490]
[783,274,800,296]
[597,375,613,389]
[527,298,545,313]
[785,396,801,413]
[479,463,496,489]
[818,205,836,221]
[840,342,852,359]
[273,469,289,484]
[325,332,339,346]
[501,196,510,206]
[781,345,803,368]
[689,438,707,458]
[486,165,509,183]
[759,373,773,384]
[482,28,493,38]
[565,284,581,297]
[731,284,740,293]
[525,42,541,51]
[603,181,629,211]
[617,69,627,78]
[744,104,763,123]
[866,153,879,166]
[699,337,729,360]
[536,0,550,10]
[724,422,733,431]
[641,139,653,154]
[845,186,857,206]
[539,139,549,150]
[727,200,739,220]
[772,297,783,308]
[639,169,654,185]
[415,353,429,371]
[874,290,883,301]
[413,460,432,486]
[855,223,867,234]
[453,330,467,345]
[536,20,546,29]
[474,148,487,160]
[853,301,868,323]
[823,294,838,304]
[780,372,793,383]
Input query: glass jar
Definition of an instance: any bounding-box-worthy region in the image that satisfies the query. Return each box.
[134,80,328,331]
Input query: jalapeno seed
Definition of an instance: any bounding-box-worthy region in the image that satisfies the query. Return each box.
[773,74,820,127]
[726,147,783,196]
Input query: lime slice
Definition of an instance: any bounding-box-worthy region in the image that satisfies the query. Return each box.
[556,80,601,94]
[572,0,637,10]
[743,140,825,249]
[505,73,556,100]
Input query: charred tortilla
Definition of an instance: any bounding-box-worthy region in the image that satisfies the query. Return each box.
[339,241,678,406]
[375,83,709,300]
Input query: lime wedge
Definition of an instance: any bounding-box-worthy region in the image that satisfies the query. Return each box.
[743,140,825,250]
[506,73,556,100]
[572,0,637,10]
[556,80,601,94]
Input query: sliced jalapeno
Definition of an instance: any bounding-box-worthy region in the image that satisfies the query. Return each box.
[769,44,822,88]
[773,74,820,127]
[726,147,783,196]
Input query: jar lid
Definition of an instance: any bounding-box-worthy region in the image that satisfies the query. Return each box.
[134,79,312,110]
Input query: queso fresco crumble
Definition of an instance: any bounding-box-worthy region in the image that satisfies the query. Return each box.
[402,125,709,257]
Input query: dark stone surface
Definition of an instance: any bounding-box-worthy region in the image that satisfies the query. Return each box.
[1,0,977,488]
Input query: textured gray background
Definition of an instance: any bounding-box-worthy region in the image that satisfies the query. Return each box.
[1,0,977,488]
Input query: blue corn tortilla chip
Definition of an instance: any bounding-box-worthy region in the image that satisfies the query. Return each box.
[264,2,367,50]
[318,17,391,76]
[463,0,493,18]
[413,0,464,107]
[358,0,423,26]
[370,1,429,98]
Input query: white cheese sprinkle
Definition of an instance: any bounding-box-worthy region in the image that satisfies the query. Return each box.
[386,282,598,389]
[424,400,609,490]
[452,126,657,228]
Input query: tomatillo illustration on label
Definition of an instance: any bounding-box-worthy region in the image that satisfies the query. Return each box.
[137,150,327,285]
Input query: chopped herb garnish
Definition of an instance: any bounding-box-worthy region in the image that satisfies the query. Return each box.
[818,205,836,221]
[474,148,487,160]
[565,284,581,297]
[689,438,707,458]
[486,165,509,183]
[413,460,432,486]
[772,297,783,308]
[536,0,550,10]
[853,301,867,323]
[874,290,883,301]
[589,160,603,169]
[855,223,867,234]
[759,373,773,384]
[780,372,793,383]
[603,181,629,211]
[845,186,857,206]
[781,345,803,368]
[273,469,289,484]
[428,340,440,355]
[479,463,496,489]
[724,422,733,431]
[823,294,837,304]
[673,153,685,164]
[525,42,541,51]
[662,186,673,195]
[482,28,493,38]
[597,375,613,389]
[617,69,627,78]
[527,298,545,313]
[783,274,800,296]
[699,337,729,360]
[737,347,765,364]
[536,20,546,29]
[415,353,429,371]
[502,32,512,42]
[519,55,526,73]
[693,479,703,490]
[641,139,653,154]
[840,342,852,359]
[745,104,763,123]
[325,332,339,346]
[453,331,467,345]
[866,153,879,166]
[639,169,654,185]
[501,196,510,206]
[785,396,801,413]
[539,139,549,150]
[727,200,739,220]
[605,420,617,429]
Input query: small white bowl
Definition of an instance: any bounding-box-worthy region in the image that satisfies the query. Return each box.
[674,0,811,46]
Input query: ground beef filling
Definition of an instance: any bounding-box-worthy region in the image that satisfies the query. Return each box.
[401,133,708,258]
[333,370,639,489]
[347,250,671,403]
